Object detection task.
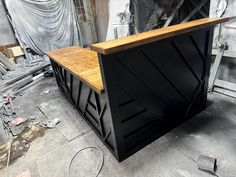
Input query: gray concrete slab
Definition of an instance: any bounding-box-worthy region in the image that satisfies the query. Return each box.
[0,128,67,177]
[35,131,213,177]
[1,78,236,177]
[0,78,68,177]
[35,93,236,177]
[38,97,90,141]
[168,93,236,177]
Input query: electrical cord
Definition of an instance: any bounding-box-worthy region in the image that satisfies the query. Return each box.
[68,146,104,177]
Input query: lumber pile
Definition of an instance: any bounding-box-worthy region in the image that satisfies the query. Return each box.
[0,45,25,79]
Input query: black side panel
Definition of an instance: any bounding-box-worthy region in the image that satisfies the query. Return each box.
[98,27,214,161]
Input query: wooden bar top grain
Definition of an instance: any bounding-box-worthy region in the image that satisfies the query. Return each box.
[91,17,229,55]
[47,46,104,94]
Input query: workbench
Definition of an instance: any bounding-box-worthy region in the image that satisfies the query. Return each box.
[47,17,228,162]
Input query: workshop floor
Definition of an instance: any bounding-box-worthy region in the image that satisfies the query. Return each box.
[0,77,236,177]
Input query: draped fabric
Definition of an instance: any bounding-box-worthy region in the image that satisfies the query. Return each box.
[6,0,81,55]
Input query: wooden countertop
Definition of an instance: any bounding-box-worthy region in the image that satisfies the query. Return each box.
[47,46,104,94]
[91,17,229,55]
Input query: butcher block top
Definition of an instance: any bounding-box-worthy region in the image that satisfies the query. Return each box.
[91,17,228,55]
[47,46,104,94]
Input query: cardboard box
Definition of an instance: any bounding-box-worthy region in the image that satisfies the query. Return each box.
[0,43,18,57]
[7,46,24,58]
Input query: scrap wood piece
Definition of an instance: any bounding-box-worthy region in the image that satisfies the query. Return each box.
[10,117,26,126]
[0,90,15,116]
[44,70,54,77]
[0,64,7,75]
[1,76,33,94]
[0,97,4,108]
[0,44,18,57]
[0,62,50,91]
[0,52,15,71]
[15,169,31,177]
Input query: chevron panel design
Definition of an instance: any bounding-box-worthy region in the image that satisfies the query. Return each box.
[98,27,214,161]
[51,60,116,155]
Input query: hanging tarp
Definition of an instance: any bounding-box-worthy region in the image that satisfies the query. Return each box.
[6,0,81,55]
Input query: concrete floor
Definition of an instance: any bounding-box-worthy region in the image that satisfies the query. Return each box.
[0,77,236,177]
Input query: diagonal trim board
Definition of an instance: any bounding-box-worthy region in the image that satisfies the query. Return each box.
[38,97,90,141]
[0,52,15,71]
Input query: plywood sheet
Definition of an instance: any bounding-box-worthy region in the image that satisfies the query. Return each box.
[47,46,104,94]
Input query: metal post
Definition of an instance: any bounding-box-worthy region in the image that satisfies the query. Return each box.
[208,42,228,92]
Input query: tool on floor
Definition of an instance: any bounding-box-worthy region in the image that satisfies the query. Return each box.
[198,155,218,176]
[0,63,50,92]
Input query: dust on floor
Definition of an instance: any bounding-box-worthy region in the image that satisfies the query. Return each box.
[0,77,236,177]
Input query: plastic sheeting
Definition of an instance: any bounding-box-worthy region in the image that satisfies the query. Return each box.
[6,0,81,55]
[130,0,176,33]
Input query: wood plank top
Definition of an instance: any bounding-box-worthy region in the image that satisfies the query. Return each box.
[47,46,104,94]
[91,17,229,55]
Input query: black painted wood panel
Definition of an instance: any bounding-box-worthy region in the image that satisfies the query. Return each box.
[98,27,214,161]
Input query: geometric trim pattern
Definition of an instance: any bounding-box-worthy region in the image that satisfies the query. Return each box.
[51,27,214,162]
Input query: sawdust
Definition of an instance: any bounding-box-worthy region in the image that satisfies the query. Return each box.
[0,125,45,169]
